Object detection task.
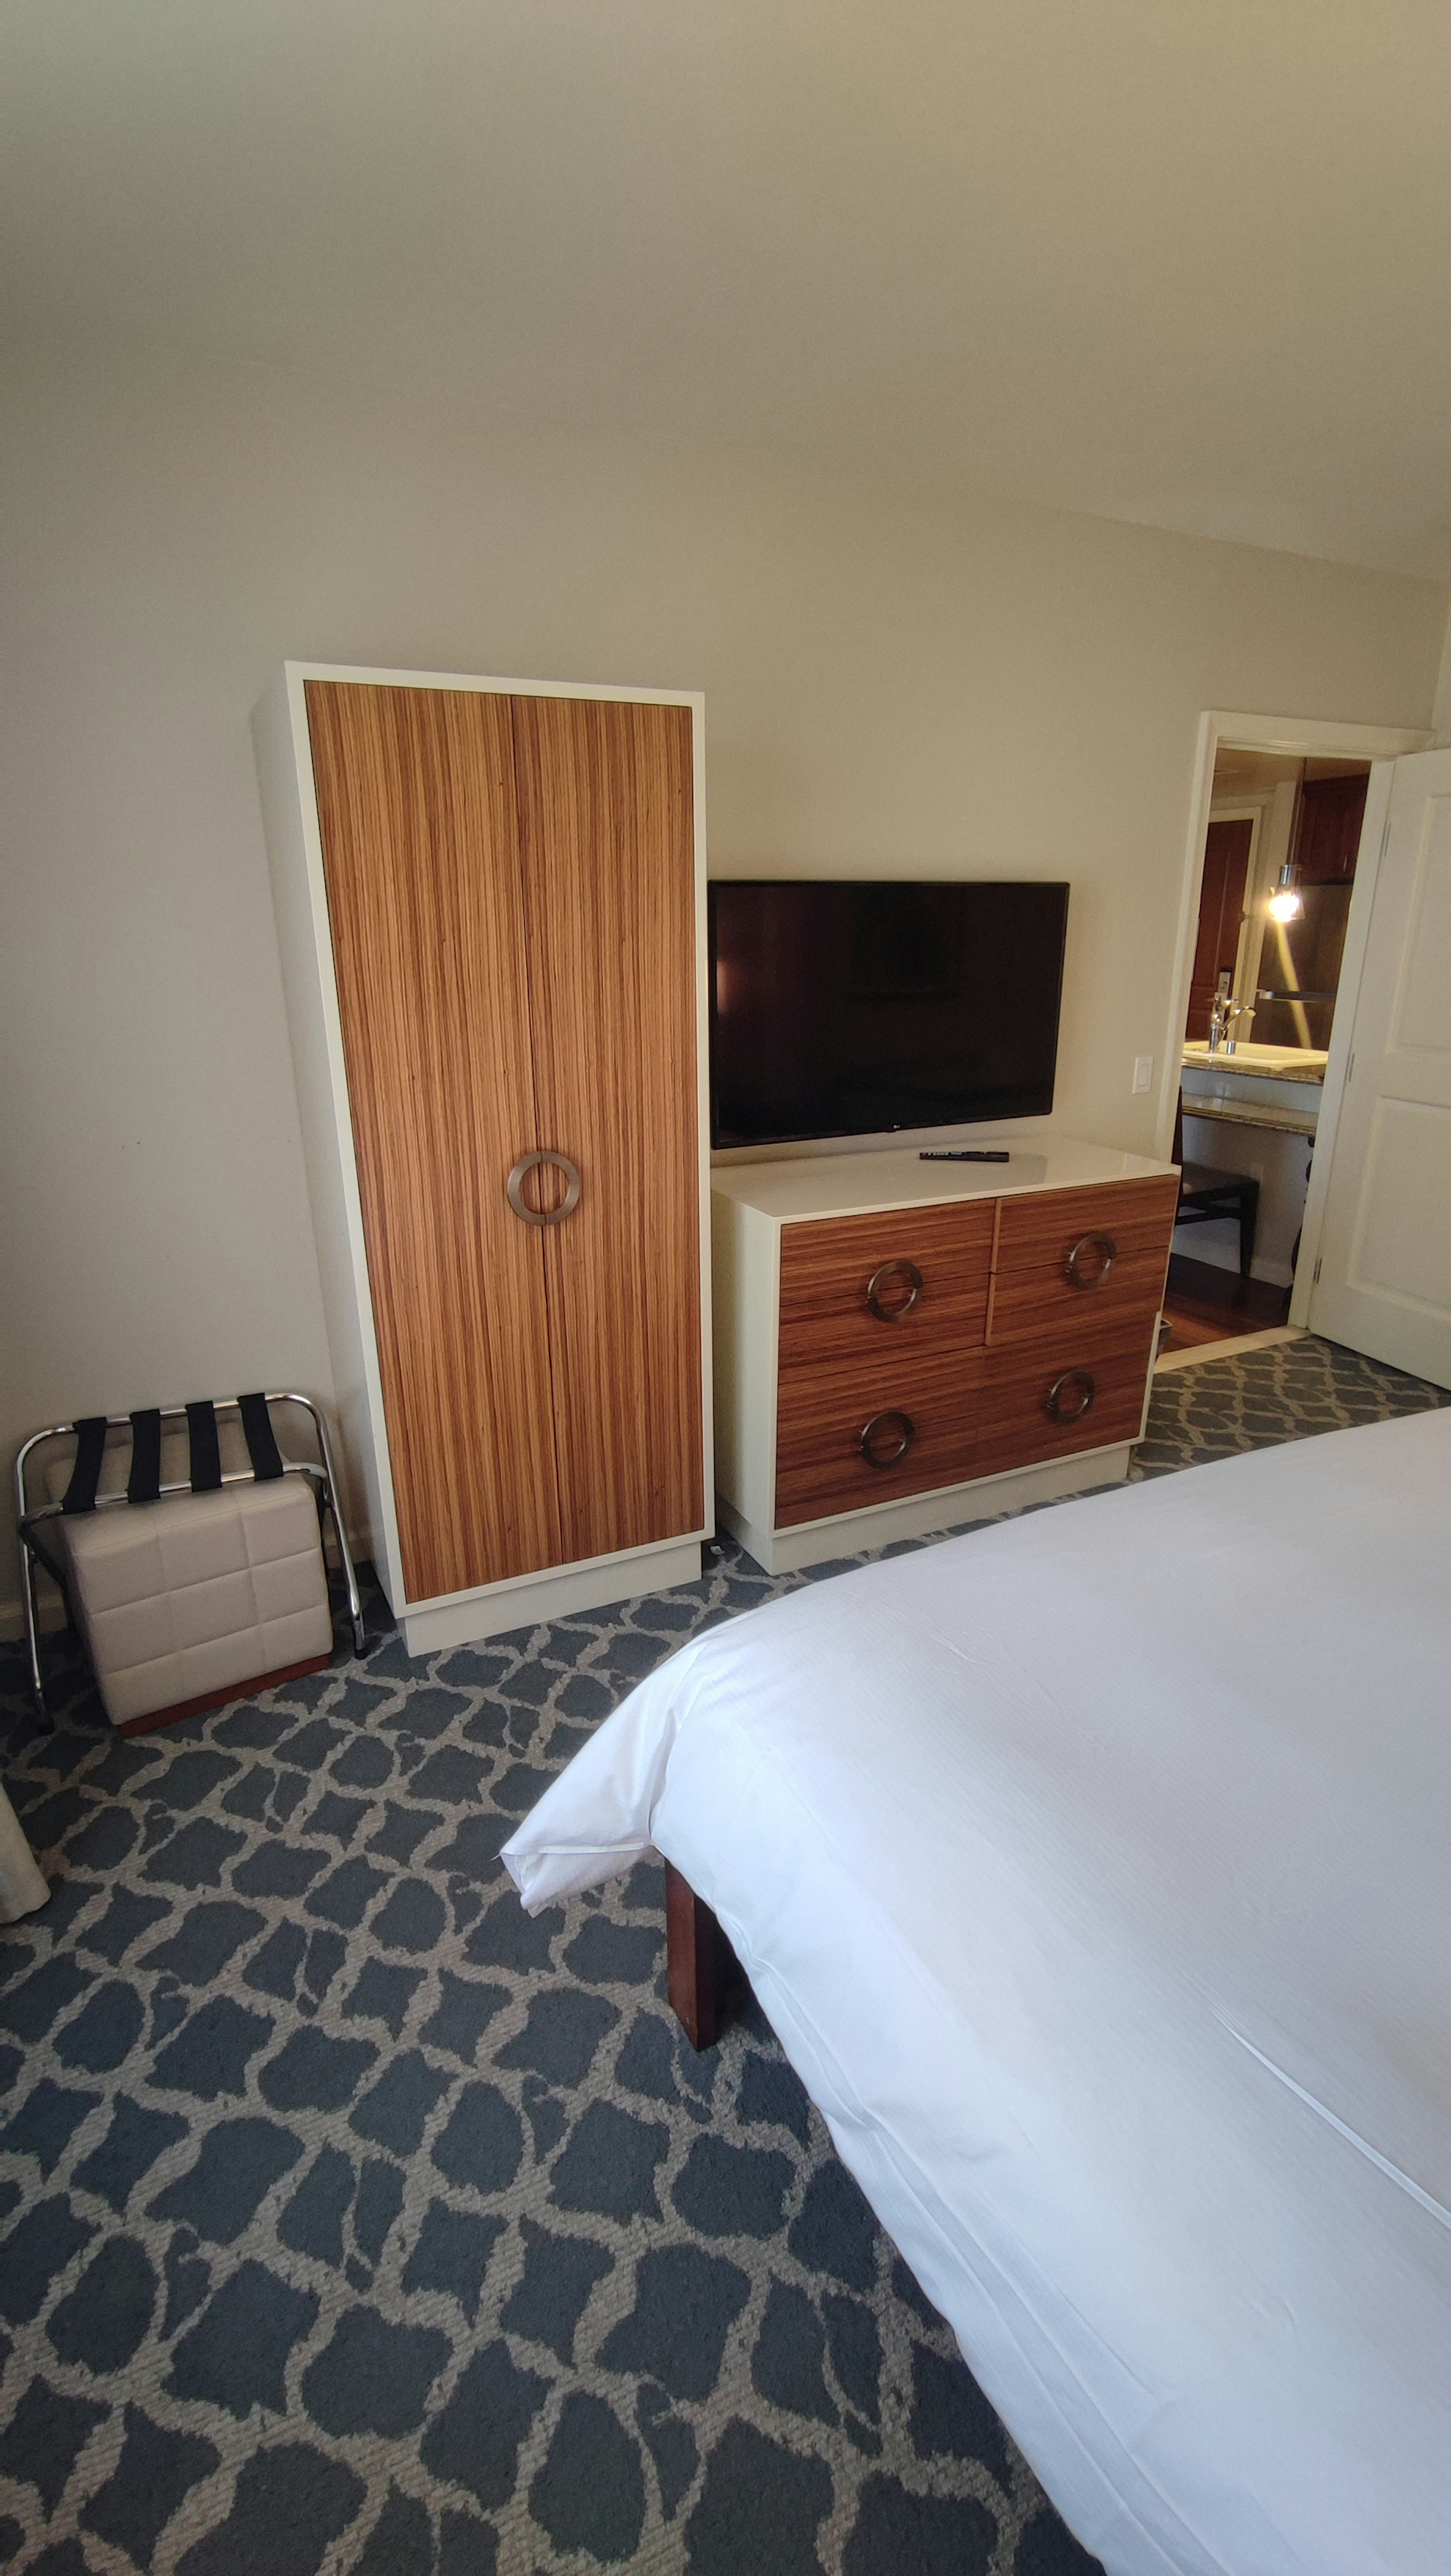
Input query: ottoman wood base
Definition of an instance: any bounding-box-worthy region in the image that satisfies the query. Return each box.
[116,1651,333,1737]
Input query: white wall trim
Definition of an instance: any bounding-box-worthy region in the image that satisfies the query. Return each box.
[1199,712,1429,762]
[1154,1324,1305,1373]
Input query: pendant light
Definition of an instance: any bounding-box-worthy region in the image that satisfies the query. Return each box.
[1267,862,1303,924]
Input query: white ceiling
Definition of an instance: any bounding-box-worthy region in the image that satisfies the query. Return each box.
[5,0,1451,578]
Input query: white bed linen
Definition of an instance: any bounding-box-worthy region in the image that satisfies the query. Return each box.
[0,1783,47,1923]
[503,1410,1451,2576]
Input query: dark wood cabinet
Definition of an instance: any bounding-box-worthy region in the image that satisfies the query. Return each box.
[1186,818,1253,1040]
[1293,774,1369,885]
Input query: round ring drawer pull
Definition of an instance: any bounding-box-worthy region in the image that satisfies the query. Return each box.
[1045,1369,1096,1424]
[507,1150,582,1227]
[859,1410,916,1468]
[865,1259,925,1323]
[1065,1232,1117,1290]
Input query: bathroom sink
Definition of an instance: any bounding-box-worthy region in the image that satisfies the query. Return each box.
[1182,1042,1328,1082]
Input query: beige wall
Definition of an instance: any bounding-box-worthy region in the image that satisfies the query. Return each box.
[3,343,1446,1616]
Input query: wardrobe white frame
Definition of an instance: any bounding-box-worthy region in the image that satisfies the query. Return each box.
[254,662,714,1653]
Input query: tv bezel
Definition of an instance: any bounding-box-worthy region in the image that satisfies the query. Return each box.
[707,876,1069,1152]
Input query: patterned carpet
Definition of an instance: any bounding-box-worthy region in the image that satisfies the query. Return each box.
[0,1335,1444,2576]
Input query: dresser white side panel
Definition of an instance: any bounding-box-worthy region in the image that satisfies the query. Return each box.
[712,1194,780,1540]
[252,668,407,1607]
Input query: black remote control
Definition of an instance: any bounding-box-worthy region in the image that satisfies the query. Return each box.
[919,1149,1011,1164]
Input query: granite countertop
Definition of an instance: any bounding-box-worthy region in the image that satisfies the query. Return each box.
[1181,1043,1327,1088]
[1182,1096,1318,1140]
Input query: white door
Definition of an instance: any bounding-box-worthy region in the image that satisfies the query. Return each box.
[1308,746,1451,1387]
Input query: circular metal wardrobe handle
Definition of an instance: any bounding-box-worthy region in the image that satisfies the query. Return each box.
[865,1258,925,1323]
[1045,1370,1096,1424]
[506,1151,582,1228]
[1065,1232,1118,1290]
[859,1410,916,1469]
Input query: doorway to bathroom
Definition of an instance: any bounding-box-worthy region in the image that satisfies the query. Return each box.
[1157,708,1430,1367]
[1162,747,1370,1355]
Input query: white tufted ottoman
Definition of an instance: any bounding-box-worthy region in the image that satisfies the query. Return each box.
[56,1473,333,1734]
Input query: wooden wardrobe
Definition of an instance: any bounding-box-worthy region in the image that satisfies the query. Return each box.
[254,666,711,1652]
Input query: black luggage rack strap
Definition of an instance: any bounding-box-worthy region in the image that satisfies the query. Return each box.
[14,1392,366,1725]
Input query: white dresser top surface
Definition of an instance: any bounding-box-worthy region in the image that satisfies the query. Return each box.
[711,1136,1177,1223]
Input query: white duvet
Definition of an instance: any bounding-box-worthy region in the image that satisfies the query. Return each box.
[504,1408,1451,2576]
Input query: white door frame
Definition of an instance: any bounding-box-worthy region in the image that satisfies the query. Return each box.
[1161,710,1431,1320]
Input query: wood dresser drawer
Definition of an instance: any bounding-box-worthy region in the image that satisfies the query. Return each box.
[988,1175,1179,1347]
[779,1200,995,1372]
[972,1308,1159,1480]
[712,1143,1179,1571]
[775,1347,981,1528]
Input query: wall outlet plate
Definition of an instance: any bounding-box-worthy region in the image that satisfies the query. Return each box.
[1132,1055,1154,1094]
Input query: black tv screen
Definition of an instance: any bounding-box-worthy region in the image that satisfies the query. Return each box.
[709,879,1069,1149]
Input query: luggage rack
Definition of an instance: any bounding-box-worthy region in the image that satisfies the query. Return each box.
[14,1392,366,1724]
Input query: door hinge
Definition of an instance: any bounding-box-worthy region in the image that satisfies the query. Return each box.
[1312,1256,1323,1285]
[1346,1051,1355,1087]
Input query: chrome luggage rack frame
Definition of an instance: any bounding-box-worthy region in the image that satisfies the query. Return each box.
[14,1392,367,1726]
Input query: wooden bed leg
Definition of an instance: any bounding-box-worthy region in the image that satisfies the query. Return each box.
[665,1860,728,2050]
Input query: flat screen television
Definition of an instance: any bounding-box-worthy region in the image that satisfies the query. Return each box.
[709,879,1069,1149]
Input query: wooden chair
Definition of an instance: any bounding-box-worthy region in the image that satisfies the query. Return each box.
[1172,1094,1259,1277]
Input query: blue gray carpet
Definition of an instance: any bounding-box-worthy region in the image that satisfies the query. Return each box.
[0,1336,1444,2576]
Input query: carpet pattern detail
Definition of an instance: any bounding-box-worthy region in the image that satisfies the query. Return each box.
[0,1336,1443,2576]
[1132,1333,1446,1475]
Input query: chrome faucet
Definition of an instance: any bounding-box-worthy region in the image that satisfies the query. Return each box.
[1207,992,1250,1056]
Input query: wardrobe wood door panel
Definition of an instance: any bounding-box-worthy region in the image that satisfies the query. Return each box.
[306,681,563,1601]
[510,696,704,1562]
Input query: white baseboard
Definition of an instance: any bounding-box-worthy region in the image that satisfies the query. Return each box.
[1155,1325,1304,1374]
[398,1537,706,1653]
[718,1443,1135,1577]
